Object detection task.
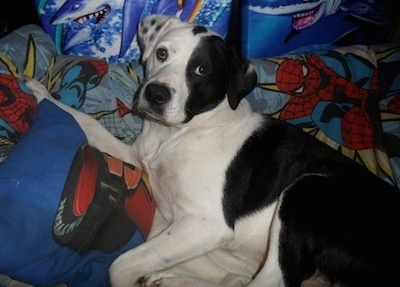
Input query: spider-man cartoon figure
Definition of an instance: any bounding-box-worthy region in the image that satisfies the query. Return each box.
[276,53,383,151]
[52,59,108,109]
[0,74,38,139]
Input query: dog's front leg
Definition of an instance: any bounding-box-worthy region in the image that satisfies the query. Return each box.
[109,214,234,287]
[25,77,140,167]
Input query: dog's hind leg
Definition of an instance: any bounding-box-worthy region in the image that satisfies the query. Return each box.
[24,77,140,167]
[246,198,285,287]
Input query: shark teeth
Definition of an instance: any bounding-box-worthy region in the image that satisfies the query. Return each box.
[75,5,110,25]
[292,4,320,30]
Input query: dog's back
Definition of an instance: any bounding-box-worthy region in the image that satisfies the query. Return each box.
[236,115,400,287]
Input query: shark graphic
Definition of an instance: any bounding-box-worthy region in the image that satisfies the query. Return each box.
[249,0,343,31]
[50,0,112,25]
[48,0,123,54]
[47,0,230,60]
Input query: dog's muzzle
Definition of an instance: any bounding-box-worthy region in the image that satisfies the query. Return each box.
[138,82,172,119]
[145,83,171,106]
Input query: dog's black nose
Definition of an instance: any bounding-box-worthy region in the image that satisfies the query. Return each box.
[145,83,171,105]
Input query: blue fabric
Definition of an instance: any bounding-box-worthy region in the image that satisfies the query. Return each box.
[34,0,232,63]
[0,100,142,287]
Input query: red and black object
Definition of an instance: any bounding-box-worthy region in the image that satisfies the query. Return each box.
[53,144,156,254]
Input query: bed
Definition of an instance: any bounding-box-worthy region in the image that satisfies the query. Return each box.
[1,23,400,287]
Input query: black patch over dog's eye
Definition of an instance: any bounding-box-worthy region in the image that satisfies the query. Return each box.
[194,65,208,76]
[156,48,168,61]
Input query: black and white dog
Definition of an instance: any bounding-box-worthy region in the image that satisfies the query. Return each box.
[27,14,400,287]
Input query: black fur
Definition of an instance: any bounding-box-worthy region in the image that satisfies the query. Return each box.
[185,35,256,122]
[192,25,208,35]
[184,36,230,122]
[223,115,400,286]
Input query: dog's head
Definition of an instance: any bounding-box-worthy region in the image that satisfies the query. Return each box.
[136,14,257,125]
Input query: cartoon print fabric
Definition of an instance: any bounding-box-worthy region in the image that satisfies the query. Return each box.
[242,0,397,57]
[34,0,232,63]
[248,44,400,188]
[53,143,155,255]
[1,26,400,188]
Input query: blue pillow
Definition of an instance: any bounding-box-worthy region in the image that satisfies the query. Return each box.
[0,100,155,286]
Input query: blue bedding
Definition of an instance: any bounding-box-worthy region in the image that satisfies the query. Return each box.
[1,24,400,286]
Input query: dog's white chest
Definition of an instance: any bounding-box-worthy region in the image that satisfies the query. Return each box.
[132,106,263,223]
[134,125,229,221]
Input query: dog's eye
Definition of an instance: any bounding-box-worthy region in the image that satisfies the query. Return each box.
[194,65,208,76]
[156,48,168,61]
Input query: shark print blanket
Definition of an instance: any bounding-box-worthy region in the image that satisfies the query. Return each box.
[34,0,232,63]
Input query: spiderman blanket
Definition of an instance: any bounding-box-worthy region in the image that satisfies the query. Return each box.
[247,44,400,189]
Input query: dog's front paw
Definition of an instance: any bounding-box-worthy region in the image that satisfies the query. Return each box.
[139,273,175,287]
[24,77,51,103]
[109,265,144,287]
[139,272,210,287]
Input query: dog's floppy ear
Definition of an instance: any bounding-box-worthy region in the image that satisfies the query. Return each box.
[137,15,182,63]
[227,49,258,110]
